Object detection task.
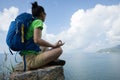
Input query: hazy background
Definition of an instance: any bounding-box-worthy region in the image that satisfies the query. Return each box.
[0,1,120,80]
[0,0,120,53]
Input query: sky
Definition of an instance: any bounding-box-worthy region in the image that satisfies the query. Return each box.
[1,0,120,34]
[0,0,120,53]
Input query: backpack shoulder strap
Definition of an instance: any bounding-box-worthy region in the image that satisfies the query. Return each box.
[9,48,14,55]
[19,52,27,72]
[23,55,26,72]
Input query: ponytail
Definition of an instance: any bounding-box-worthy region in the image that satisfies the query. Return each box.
[31,1,45,17]
[32,1,38,8]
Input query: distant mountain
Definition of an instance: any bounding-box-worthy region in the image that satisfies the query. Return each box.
[97,45,120,53]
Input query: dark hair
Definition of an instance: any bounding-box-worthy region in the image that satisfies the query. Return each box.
[31,1,45,17]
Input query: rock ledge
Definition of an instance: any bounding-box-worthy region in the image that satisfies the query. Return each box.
[10,63,65,80]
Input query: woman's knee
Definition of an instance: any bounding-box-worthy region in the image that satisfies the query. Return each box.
[56,47,63,55]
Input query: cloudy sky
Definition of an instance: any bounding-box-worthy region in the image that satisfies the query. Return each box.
[0,0,120,53]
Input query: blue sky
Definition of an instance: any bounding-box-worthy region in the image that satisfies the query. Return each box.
[0,0,120,53]
[1,0,120,34]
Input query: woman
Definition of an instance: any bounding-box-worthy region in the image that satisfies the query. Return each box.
[21,1,65,70]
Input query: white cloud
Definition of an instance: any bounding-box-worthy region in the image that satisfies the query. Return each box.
[0,6,19,31]
[0,7,19,53]
[1,4,120,53]
[44,4,120,52]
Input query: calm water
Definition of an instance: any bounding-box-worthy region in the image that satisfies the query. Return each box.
[62,52,120,80]
[0,52,120,80]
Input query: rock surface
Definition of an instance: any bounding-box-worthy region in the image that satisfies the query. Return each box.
[10,63,65,80]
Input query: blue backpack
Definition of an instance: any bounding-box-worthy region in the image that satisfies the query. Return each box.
[6,12,41,71]
[6,12,41,52]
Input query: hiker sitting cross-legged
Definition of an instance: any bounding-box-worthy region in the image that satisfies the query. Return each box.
[6,1,65,71]
[23,2,65,70]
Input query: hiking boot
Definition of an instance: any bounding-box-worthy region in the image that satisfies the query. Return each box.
[48,59,66,66]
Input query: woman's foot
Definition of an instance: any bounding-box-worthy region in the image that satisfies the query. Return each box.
[48,59,66,66]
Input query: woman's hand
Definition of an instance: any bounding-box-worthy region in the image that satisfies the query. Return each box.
[52,40,65,48]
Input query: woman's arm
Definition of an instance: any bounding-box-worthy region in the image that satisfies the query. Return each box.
[34,28,54,47]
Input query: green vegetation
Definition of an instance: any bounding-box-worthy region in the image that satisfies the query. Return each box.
[0,51,14,80]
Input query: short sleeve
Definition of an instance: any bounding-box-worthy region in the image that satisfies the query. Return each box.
[32,19,43,30]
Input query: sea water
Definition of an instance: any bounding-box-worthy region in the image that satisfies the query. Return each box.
[63,52,120,80]
[0,52,120,80]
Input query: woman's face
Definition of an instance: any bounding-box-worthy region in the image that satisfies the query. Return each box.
[41,12,46,22]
